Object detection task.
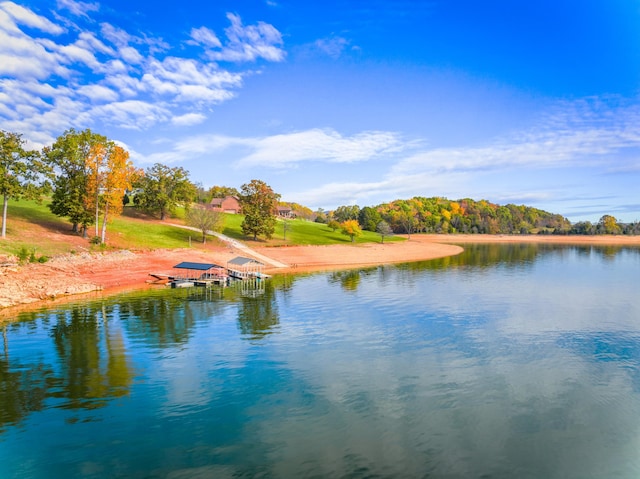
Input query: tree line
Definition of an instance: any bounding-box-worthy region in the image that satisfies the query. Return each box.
[319,197,639,236]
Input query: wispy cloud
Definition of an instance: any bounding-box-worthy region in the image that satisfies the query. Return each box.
[201,13,286,63]
[297,35,356,59]
[313,36,350,58]
[0,2,64,34]
[393,96,640,176]
[0,1,285,147]
[57,0,99,18]
[237,129,408,167]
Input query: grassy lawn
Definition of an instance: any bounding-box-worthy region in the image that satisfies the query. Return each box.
[0,200,402,259]
[222,215,403,246]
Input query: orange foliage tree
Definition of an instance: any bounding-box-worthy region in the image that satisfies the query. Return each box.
[340,219,362,242]
[85,142,138,244]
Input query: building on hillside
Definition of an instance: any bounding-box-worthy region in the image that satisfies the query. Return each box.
[277,205,295,218]
[210,196,241,214]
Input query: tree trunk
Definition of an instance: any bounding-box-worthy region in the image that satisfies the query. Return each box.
[100,203,109,244]
[1,193,7,239]
[95,192,100,237]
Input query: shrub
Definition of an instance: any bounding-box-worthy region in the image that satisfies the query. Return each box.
[17,247,30,263]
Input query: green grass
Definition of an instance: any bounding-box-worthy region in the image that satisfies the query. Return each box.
[108,215,202,249]
[222,216,404,246]
[0,200,403,259]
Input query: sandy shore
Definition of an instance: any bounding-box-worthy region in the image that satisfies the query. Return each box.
[1,234,639,316]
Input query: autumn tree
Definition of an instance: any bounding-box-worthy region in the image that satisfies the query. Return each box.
[340,219,362,242]
[133,163,196,220]
[239,179,280,240]
[45,129,106,236]
[598,215,621,235]
[186,205,224,243]
[85,144,138,244]
[0,131,51,238]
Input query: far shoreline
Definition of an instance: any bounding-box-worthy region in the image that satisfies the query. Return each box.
[1,233,639,318]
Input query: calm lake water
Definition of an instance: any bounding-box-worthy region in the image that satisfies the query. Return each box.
[1,243,640,478]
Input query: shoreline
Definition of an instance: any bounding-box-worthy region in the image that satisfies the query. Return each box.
[1,234,639,317]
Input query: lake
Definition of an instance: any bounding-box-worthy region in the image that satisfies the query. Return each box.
[1,243,639,478]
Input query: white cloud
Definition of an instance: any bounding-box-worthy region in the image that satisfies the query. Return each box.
[171,113,207,126]
[99,22,133,47]
[57,0,99,18]
[0,29,70,79]
[205,13,285,62]
[313,36,350,58]
[57,42,100,68]
[89,100,171,130]
[0,1,65,35]
[119,45,143,64]
[0,5,285,142]
[236,129,406,168]
[77,84,119,102]
[393,97,640,176]
[188,26,222,48]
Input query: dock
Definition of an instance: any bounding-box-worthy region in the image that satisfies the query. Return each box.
[156,258,271,289]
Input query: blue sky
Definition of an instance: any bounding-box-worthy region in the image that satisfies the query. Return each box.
[1,0,640,222]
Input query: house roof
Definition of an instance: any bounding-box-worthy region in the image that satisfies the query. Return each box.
[173,262,223,270]
[227,256,264,266]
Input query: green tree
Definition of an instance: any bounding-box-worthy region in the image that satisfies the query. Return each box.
[358,206,382,231]
[327,219,341,232]
[340,219,362,242]
[0,131,51,238]
[44,128,106,236]
[376,220,393,243]
[208,185,240,200]
[333,204,360,223]
[239,179,280,240]
[134,163,196,220]
[186,205,224,243]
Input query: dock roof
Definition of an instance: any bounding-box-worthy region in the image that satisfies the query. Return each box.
[227,256,264,266]
[173,262,224,270]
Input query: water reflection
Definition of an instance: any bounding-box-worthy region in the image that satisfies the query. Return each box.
[50,304,133,410]
[0,330,52,431]
[0,244,638,478]
[236,280,279,339]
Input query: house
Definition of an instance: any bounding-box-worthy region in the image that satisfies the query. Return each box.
[277,205,295,218]
[210,195,241,214]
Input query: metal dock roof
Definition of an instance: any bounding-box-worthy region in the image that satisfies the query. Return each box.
[227,256,264,266]
[173,262,224,270]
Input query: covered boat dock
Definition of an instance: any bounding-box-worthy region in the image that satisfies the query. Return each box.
[226,256,269,280]
[171,262,229,287]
